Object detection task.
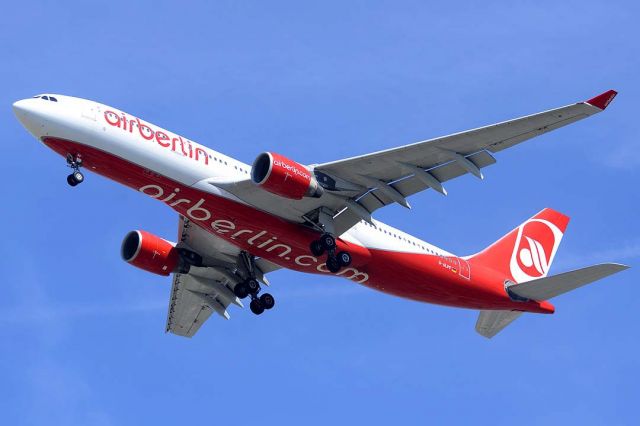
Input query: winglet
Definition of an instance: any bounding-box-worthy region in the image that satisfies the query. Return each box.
[586,90,618,110]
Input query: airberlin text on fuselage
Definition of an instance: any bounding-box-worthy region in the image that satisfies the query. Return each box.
[104,110,210,165]
[139,184,370,284]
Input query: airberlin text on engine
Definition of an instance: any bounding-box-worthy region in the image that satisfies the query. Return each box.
[104,110,211,165]
[139,184,370,284]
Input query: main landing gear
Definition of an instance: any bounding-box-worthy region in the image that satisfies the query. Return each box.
[66,153,84,187]
[232,251,275,315]
[310,233,352,273]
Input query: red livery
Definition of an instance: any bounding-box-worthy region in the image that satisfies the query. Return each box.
[251,152,324,199]
[121,230,179,276]
[13,90,628,338]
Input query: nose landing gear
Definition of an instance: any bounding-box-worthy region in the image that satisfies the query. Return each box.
[66,153,84,187]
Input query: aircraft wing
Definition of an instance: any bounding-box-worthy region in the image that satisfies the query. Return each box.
[166,272,232,337]
[213,90,617,236]
[165,216,281,337]
[315,90,617,233]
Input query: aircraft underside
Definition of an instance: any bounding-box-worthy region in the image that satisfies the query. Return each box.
[42,136,553,313]
[13,90,627,338]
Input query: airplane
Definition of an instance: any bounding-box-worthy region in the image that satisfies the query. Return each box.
[12,90,629,338]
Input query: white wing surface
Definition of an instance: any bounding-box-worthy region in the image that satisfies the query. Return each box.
[215,91,617,235]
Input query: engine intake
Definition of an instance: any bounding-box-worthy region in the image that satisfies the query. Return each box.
[121,230,179,276]
[251,152,323,200]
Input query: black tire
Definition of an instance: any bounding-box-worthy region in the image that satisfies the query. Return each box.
[233,282,249,299]
[337,251,352,267]
[260,293,275,310]
[326,256,341,273]
[66,174,78,187]
[310,240,324,256]
[246,278,260,294]
[73,171,84,184]
[320,234,336,250]
[250,298,265,315]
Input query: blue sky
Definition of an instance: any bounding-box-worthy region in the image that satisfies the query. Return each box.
[1,1,638,424]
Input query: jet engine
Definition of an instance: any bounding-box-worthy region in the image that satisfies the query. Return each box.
[121,230,179,276]
[251,152,324,199]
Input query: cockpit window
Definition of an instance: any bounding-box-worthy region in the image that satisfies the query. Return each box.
[32,95,58,102]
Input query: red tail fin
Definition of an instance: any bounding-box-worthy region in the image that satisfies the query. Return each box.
[470,209,570,283]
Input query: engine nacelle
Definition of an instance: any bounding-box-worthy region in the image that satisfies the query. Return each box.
[121,230,179,276]
[251,152,324,200]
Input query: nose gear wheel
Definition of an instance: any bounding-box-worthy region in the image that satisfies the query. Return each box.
[66,153,84,186]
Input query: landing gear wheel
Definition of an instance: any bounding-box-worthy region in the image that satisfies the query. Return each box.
[310,240,325,256]
[260,293,275,310]
[337,251,352,267]
[320,233,336,251]
[250,298,265,315]
[238,250,275,315]
[246,278,260,295]
[66,154,84,187]
[72,171,84,184]
[233,282,249,299]
[326,256,341,273]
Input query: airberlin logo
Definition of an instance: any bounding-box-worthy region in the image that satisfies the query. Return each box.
[509,219,563,283]
[139,184,369,284]
[273,159,311,180]
[103,110,211,165]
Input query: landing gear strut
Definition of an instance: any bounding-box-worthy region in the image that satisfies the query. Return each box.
[232,251,275,315]
[66,153,84,187]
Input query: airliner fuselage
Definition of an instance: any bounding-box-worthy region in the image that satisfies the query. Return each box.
[13,91,626,337]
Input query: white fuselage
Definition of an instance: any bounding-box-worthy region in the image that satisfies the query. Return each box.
[14,94,452,258]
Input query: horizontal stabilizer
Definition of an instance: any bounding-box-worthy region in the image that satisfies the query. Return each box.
[475,310,523,338]
[508,263,629,301]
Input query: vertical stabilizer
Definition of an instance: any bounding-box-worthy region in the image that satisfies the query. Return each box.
[470,208,570,283]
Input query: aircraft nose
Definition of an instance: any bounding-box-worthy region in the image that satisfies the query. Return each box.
[13,98,45,137]
[12,99,32,115]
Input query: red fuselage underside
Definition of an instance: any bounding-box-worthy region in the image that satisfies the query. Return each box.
[43,137,553,314]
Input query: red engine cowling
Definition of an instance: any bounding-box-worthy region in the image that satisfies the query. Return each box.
[121,230,179,276]
[251,152,324,199]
